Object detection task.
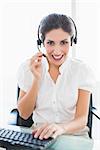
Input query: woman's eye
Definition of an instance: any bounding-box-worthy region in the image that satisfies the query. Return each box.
[47,41,54,45]
[60,41,68,45]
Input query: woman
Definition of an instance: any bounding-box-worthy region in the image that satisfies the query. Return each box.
[17,13,95,140]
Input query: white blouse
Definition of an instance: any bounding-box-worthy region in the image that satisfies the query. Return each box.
[17,57,96,127]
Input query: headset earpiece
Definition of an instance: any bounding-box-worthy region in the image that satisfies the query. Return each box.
[71,35,77,46]
[37,25,42,49]
[69,17,77,46]
[71,36,74,46]
[74,36,77,44]
[37,38,42,47]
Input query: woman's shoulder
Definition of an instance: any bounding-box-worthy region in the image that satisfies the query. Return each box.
[69,57,92,70]
[67,57,96,79]
[17,59,33,81]
[18,59,30,71]
[18,59,31,74]
[69,57,86,65]
[17,59,33,92]
[67,57,85,70]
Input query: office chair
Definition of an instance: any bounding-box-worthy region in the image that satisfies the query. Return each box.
[9,86,33,127]
[8,86,98,138]
[87,94,94,138]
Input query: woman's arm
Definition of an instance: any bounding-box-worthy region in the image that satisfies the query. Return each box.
[17,79,40,120]
[61,89,90,134]
[17,52,43,120]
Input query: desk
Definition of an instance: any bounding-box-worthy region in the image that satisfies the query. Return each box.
[51,135,93,150]
[0,124,95,150]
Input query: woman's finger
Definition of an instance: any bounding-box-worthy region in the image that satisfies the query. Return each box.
[39,125,54,139]
[51,130,60,139]
[51,125,66,139]
[34,123,48,138]
[30,55,42,64]
[32,128,38,136]
[42,127,56,139]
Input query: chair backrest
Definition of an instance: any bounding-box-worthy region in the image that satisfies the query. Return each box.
[17,86,93,138]
[87,94,93,138]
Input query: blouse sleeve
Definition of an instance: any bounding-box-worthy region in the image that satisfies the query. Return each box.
[78,63,96,93]
[17,60,33,92]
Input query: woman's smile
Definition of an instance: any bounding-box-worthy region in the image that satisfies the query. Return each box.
[52,54,64,61]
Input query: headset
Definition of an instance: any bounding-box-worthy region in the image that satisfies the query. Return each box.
[69,17,77,46]
[37,25,42,51]
[37,17,77,51]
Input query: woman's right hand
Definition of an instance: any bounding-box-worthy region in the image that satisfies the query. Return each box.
[30,52,43,80]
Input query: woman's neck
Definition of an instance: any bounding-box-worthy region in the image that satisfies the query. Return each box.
[48,64,60,83]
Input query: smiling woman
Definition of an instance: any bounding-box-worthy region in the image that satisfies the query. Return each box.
[17,13,96,140]
[0,1,98,149]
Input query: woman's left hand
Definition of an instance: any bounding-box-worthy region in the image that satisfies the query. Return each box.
[32,123,66,140]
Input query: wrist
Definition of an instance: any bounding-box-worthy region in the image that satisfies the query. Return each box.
[32,77,41,85]
[59,123,67,134]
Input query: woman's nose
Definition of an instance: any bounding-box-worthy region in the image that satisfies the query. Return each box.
[53,44,62,53]
[53,48,62,54]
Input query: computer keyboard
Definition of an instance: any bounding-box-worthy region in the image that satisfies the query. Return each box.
[0,127,55,150]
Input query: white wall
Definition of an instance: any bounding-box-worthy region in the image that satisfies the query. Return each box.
[76,0,100,81]
[76,0,100,110]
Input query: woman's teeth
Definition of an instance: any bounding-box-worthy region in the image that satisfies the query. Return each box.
[52,55,63,60]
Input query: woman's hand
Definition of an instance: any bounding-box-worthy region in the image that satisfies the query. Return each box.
[30,52,43,80]
[32,123,66,140]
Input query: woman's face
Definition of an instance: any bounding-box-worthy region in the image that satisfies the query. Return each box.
[44,28,71,67]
